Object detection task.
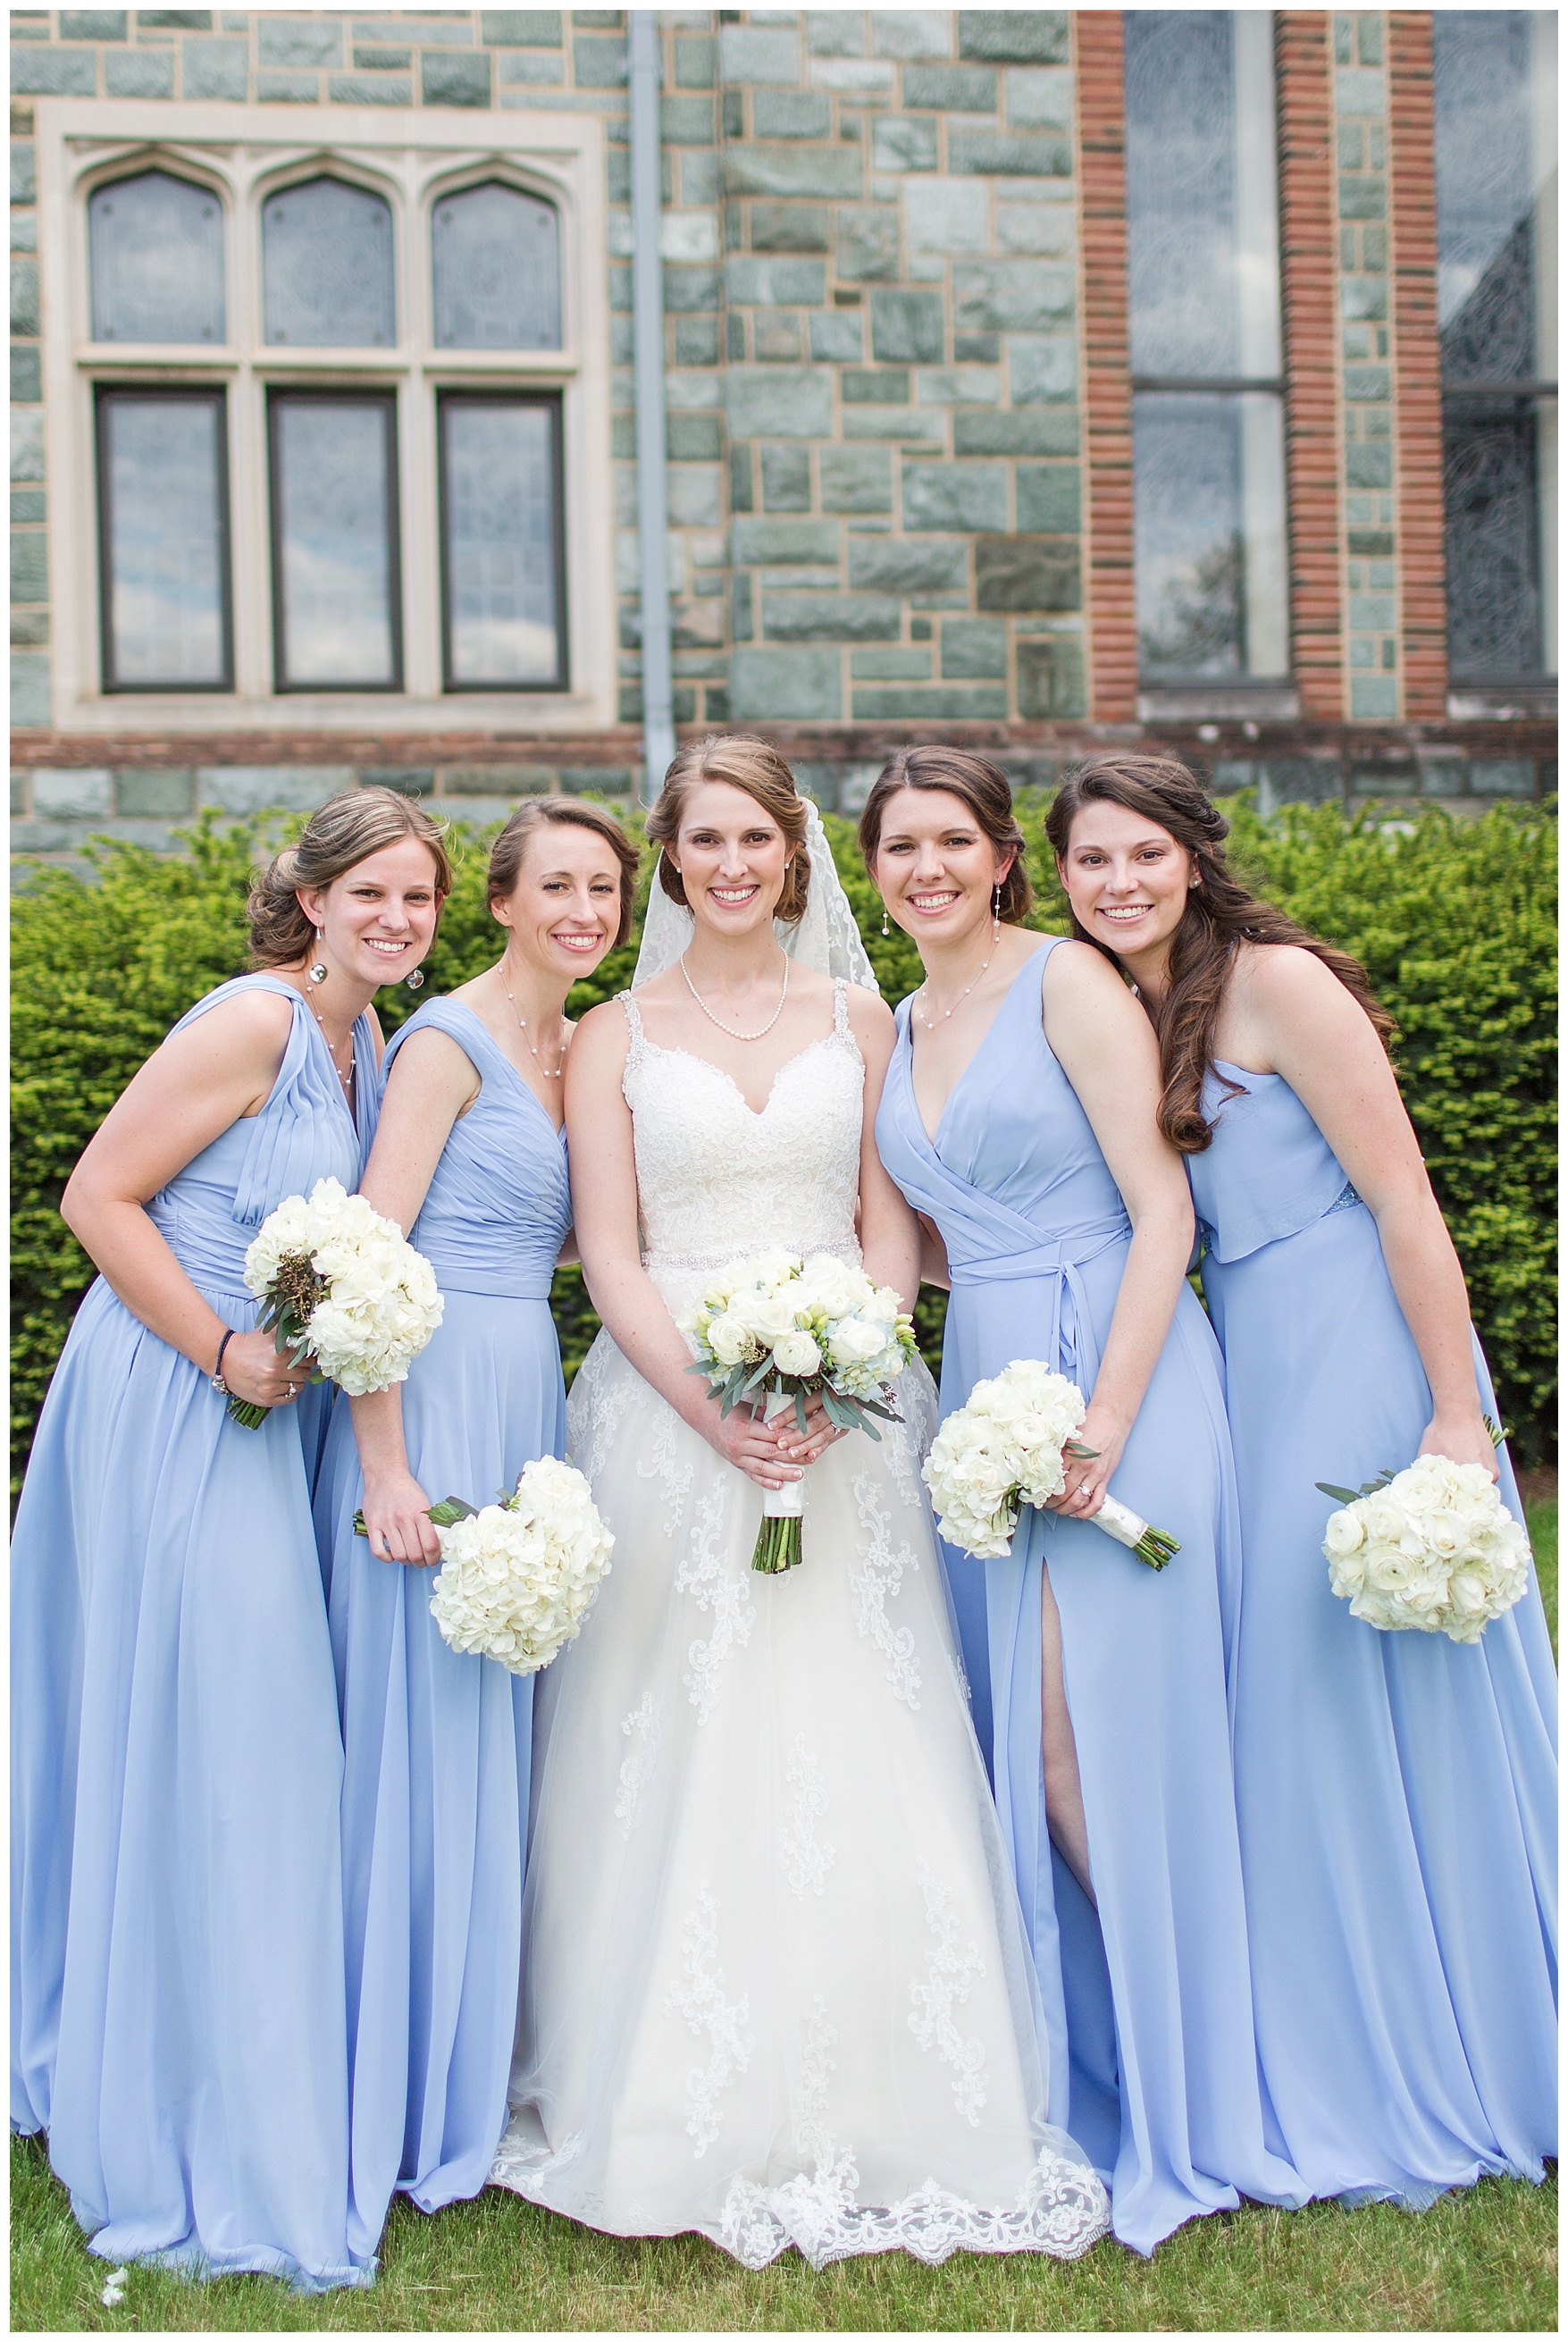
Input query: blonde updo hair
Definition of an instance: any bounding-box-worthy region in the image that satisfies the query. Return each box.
[247,786,454,968]
[644,734,810,927]
[485,796,641,948]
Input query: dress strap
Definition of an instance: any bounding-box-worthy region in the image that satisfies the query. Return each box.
[832,978,851,1040]
[618,990,647,1070]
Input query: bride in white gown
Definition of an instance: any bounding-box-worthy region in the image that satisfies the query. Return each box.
[490,736,1109,2269]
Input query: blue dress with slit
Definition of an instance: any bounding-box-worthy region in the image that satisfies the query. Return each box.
[1189,1061,1556,2203]
[313,997,571,2260]
[875,940,1304,2254]
[11,973,377,2290]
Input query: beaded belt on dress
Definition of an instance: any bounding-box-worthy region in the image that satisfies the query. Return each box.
[642,1239,860,1273]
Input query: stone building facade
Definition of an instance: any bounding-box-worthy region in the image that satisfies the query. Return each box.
[10,7,1556,866]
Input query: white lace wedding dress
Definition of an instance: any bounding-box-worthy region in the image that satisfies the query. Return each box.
[490,986,1110,2269]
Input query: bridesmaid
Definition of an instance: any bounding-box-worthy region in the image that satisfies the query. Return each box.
[1048,751,1556,2205]
[10,787,449,2287]
[314,798,637,2262]
[866,747,1303,2254]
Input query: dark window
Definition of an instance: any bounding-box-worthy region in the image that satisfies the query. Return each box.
[269,392,401,691]
[1432,11,1557,682]
[88,170,225,346]
[262,177,396,348]
[439,394,567,691]
[96,387,232,691]
[1123,11,1288,683]
[432,182,561,350]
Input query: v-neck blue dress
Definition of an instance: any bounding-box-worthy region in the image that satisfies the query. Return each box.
[876,941,1304,2254]
[11,973,377,2290]
[1190,1062,1556,2204]
[314,997,572,2261]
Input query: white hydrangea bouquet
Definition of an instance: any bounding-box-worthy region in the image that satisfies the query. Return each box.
[233,1176,443,1429]
[355,1456,614,1675]
[922,1358,1180,1571]
[679,1247,919,1574]
[1318,1433,1530,1644]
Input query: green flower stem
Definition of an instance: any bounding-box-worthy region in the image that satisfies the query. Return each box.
[751,1514,803,1574]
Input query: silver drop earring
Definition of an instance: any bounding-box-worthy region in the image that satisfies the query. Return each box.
[881,905,890,937]
[307,929,328,986]
[406,969,424,991]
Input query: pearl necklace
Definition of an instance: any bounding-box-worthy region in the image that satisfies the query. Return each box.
[913,915,1002,1030]
[501,956,568,1079]
[679,950,790,1041]
[303,983,356,1099]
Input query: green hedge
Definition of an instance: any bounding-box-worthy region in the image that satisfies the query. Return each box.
[10,794,1556,1492]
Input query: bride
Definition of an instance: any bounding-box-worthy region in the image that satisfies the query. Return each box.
[490,736,1109,2269]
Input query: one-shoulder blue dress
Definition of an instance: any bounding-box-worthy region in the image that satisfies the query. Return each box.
[314,997,571,2261]
[1189,1062,1557,2203]
[11,972,377,2290]
[876,941,1304,2254]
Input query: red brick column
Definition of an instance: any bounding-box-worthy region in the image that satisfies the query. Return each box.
[1388,12,1448,718]
[1074,10,1138,724]
[1275,13,1345,718]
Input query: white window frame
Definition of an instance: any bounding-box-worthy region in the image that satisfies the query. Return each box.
[35,98,616,736]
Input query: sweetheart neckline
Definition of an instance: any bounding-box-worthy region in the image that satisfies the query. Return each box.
[632,1028,859,1121]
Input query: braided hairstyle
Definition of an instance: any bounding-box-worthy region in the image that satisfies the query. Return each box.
[1044,752,1394,1153]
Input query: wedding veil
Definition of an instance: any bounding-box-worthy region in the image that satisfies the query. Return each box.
[633,798,880,994]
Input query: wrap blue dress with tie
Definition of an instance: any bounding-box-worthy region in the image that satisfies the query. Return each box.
[1190,1061,1556,2203]
[314,996,571,2261]
[875,940,1304,2254]
[11,973,377,2290]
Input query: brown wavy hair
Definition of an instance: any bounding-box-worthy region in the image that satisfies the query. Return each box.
[247,786,453,968]
[645,734,810,926]
[857,745,1034,921]
[1045,752,1394,1153]
[486,797,640,947]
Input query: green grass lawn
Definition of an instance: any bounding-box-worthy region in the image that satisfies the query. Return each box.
[10,2135,1557,2335]
[13,1502,1557,2334]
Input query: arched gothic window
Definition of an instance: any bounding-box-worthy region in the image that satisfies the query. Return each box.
[262,177,395,348]
[432,181,561,350]
[88,169,224,344]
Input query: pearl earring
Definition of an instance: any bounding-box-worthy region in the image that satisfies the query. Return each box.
[881,904,890,937]
[307,929,328,986]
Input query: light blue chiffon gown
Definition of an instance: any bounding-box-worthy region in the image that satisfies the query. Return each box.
[876,939,1304,2254]
[314,997,571,2262]
[1189,1061,1557,2203]
[11,972,376,2290]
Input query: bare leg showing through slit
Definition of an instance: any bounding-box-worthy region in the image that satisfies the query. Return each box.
[1041,1562,1094,1904]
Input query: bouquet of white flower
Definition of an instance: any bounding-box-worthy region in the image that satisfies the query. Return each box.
[921,1358,1180,1570]
[234,1176,443,1428]
[1318,1441,1530,1644]
[356,1456,615,1675]
[680,1247,919,1574]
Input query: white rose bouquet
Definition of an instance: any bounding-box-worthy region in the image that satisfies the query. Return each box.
[355,1456,614,1675]
[680,1248,919,1574]
[233,1176,443,1428]
[1318,1432,1529,1644]
[922,1358,1180,1571]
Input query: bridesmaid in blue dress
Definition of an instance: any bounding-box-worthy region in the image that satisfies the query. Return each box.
[314,798,637,2262]
[865,747,1303,2254]
[11,788,449,2288]
[1047,751,1555,2207]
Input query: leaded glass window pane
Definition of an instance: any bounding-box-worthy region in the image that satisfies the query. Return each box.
[88,171,224,345]
[262,178,395,348]
[1433,11,1557,679]
[1124,12,1287,681]
[440,397,566,688]
[432,182,561,350]
[270,395,400,689]
[97,390,231,690]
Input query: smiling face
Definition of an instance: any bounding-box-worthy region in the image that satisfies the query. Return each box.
[1057,799,1195,966]
[669,778,795,937]
[870,785,1014,953]
[491,819,623,981]
[298,835,443,991]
